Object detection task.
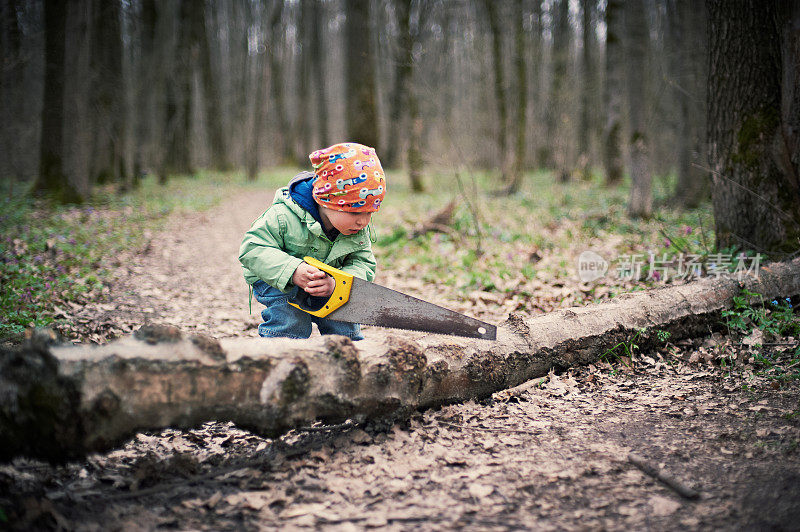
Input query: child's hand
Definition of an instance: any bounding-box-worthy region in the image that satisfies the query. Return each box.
[292,263,335,297]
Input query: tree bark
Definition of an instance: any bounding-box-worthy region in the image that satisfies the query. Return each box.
[603,0,625,186]
[625,0,652,219]
[4,258,800,463]
[707,0,800,256]
[33,0,84,203]
[345,0,379,148]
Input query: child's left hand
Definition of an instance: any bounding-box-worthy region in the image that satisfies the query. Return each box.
[293,263,336,297]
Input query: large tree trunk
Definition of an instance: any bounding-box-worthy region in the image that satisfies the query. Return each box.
[603,0,625,186]
[345,0,379,148]
[33,0,83,203]
[625,0,652,219]
[4,258,800,463]
[707,0,800,256]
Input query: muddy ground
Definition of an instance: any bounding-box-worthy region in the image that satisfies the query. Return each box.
[2,191,799,530]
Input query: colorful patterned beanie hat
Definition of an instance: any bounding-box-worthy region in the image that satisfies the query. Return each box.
[309,142,386,213]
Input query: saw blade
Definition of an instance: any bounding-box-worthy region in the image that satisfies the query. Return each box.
[325,277,497,340]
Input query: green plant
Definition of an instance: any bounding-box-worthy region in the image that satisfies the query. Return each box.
[721,289,798,336]
[600,327,647,368]
[720,289,800,384]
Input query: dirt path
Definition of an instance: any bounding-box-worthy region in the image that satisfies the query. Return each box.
[72,189,271,342]
[3,191,800,530]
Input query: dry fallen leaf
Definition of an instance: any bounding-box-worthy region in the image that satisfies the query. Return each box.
[649,495,682,516]
[468,483,494,499]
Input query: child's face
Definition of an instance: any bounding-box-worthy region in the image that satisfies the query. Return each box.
[320,206,373,235]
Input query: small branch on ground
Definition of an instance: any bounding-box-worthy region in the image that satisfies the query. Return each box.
[628,453,700,499]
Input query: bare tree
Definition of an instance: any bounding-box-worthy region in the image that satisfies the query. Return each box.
[0,0,23,181]
[405,0,425,192]
[192,0,230,171]
[89,0,125,186]
[481,0,508,179]
[345,0,379,148]
[667,0,708,208]
[383,0,412,169]
[547,0,571,181]
[133,0,157,181]
[263,1,291,163]
[160,0,194,179]
[246,2,270,181]
[505,0,527,193]
[384,0,424,191]
[707,0,800,255]
[34,0,83,202]
[295,0,313,159]
[625,0,651,218]
[603,0,624,186]
[310,0,328,148]
[577,0,597,179]
[529,0,544,169]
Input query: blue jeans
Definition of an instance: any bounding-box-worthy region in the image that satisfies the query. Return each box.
[252,280,363,340]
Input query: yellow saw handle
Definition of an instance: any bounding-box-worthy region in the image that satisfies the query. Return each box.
[287,256,353,317]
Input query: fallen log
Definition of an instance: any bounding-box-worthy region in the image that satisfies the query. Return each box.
[2,258,799,462]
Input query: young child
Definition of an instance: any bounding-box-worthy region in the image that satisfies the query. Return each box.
[239,142,385,339]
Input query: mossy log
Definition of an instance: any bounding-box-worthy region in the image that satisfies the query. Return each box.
[3,258,800,463]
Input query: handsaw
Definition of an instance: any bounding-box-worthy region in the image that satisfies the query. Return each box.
[288,257,497,340]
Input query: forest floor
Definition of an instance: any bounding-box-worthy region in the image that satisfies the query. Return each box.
[2,177,800,530]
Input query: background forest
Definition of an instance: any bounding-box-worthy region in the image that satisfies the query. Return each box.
[2,0,708,208]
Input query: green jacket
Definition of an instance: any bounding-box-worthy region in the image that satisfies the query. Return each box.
[239,177,377,293]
